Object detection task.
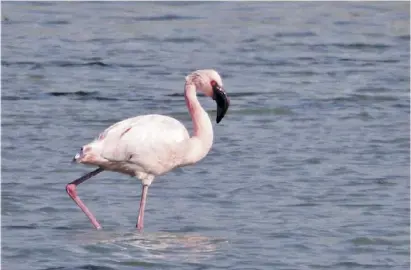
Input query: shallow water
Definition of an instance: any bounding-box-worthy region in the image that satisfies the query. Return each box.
[1,2,410,270]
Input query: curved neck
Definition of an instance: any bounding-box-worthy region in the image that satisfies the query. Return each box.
[182,82,214,165]
[185,83,213,137]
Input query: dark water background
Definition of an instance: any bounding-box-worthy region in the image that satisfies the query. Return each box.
[1,2,410,269]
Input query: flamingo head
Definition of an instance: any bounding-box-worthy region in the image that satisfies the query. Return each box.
[187,69,230,123]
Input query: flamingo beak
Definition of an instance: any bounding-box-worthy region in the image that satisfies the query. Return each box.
[213,85,230,123]
[72,148,84,163]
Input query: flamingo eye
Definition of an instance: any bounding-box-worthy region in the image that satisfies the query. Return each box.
[210,80,217,87]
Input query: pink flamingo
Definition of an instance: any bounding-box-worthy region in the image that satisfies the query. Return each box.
[66,69,230,230]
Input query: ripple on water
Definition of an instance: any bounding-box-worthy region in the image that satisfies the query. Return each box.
[70,231,230,266]
[41,265,118,270]
[350,236,407,246]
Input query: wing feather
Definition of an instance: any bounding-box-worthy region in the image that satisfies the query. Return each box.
[96,114,190,174]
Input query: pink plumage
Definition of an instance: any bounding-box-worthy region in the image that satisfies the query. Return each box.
[66,69,230,230]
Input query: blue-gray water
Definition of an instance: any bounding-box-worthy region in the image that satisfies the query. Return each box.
[1,2,410,270]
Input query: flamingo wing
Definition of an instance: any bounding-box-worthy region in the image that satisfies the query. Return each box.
[94,114,190,174]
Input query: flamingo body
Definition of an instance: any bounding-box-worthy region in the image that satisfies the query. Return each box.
[77,114,190,183]
[66,69,230,230]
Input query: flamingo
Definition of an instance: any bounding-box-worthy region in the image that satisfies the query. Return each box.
[66,69,230,230]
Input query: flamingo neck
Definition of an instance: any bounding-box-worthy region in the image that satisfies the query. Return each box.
[182,82,214,165]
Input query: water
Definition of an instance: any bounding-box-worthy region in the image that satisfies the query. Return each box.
[1,2,410,269]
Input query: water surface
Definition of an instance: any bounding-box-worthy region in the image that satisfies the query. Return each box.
[1,2,410,270]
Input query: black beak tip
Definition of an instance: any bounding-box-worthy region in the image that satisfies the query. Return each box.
[216,106,227,124]
[213,85,229,124]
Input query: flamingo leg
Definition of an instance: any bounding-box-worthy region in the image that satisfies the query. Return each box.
[136,184,149,231]
[66,167,104,229]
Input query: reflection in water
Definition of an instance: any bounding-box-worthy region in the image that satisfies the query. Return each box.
[72,230,229,264]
